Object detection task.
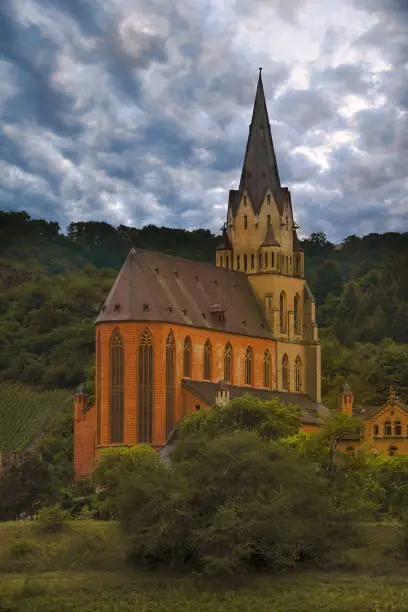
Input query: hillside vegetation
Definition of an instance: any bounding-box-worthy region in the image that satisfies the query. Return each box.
[1,211,408,412]
[0,384,72,453]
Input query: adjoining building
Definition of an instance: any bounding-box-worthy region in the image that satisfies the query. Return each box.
[74,70,328,478]
[338,384,408,456]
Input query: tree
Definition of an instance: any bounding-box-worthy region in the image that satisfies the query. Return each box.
[177,394,300,443]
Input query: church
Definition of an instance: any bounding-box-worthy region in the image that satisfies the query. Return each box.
[73,71,330,478]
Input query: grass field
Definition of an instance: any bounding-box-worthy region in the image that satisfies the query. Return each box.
[1,520,408,611]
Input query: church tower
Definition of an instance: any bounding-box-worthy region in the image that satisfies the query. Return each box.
[216,70,321,403]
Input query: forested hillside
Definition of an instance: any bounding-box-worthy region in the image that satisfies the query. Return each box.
[1,210,408,410]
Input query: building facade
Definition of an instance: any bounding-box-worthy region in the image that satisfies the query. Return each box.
[74,71,328,478]
[338,384,408,456]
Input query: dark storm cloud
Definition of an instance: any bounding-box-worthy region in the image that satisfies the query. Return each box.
[0,0,408,241]
[274,89,335,133]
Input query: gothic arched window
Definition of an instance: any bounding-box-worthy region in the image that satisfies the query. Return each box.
[245,346,253,385]
[294,294,300,334]
[109,328,124,443]
[224,343,233,383]
[282,354,289,391]
[138,328,153,443]
[264,349,271,388]
[183,336,192,377]
[244,215,248,229]
[96,332,102,446]
[280,291,287,333]
[204,339,212,380]
[165,331,176,438]
[295,356,302,392]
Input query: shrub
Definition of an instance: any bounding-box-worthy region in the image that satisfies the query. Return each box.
[36,504,70,533]
[8,537,36,559]
[118,431,351,575]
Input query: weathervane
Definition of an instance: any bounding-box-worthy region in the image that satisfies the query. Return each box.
[258,67,263,74]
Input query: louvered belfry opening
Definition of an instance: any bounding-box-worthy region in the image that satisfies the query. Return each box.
[109,328,124,443]
[245,346,253,385]
[96,333,102,445]
[166,330,176,438]
[224,343,233,383]
[138,328,153,443]
[264,348,271,388]
[204,339,212,380]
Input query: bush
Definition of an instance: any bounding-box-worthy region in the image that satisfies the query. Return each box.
[36,504,70,533]
[117,430,352,575]
[8,537,36,559]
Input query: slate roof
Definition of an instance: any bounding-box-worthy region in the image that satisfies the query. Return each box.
[96,248,273,339]
[182,379,331,425]
[262,223,280,247]
[293,229,304,252]
[216,232,233,251]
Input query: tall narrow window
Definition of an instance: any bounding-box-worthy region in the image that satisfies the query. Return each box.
[183,336,192,377]
[272,252,275,267]
[282,354,289,391]
[166,331,176,438]
[244,254,248,271]
[264,349,271,388]
[280,291,287,333]
[226,255,229,268]
[224,343,233,383]
[96,333,101,445]
[267,214,271,226]
[109,328,124,443]
[138,328,153,443]
[295,356,302,392]
[245,346,253,385]
[395,421,402,436]
[251,253,254,269]
[294,294,300,334]
[264,252,268,268]
[237,255,240,270]
[204,339,212,380]
[244,215,248,229]
[384,420,392,436]
[220,255,223,267]
[259,253,262,269]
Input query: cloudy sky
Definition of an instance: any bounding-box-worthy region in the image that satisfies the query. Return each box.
[0,0,407,242]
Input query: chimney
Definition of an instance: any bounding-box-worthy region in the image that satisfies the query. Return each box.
[74,383,88,422]
[338,382,354,416]
[215,381,230,406]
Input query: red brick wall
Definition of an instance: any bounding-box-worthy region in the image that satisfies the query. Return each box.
[74,320,318,477]
[73,399,97,479]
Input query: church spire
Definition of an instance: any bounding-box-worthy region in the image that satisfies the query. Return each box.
[238,70,281,215]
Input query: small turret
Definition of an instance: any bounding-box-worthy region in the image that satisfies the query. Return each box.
[339,382,354,416]
[74,383,88,423]
[216,381,230,406]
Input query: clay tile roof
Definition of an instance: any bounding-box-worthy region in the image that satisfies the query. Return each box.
[182,379,331,425]
[262,223,280,247]
[293,229,304,252]
[96,248,273,339]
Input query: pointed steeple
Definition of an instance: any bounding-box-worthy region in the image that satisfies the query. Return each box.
[238,69,281,215]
